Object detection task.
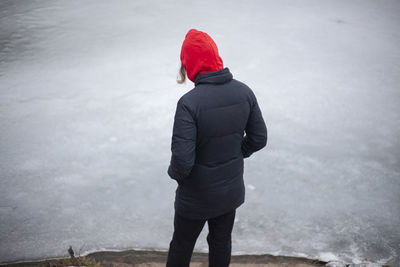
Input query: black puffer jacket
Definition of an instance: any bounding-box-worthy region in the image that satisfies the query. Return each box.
[168,67,268,219]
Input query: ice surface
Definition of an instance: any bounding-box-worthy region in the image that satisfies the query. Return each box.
[1,0,399,265]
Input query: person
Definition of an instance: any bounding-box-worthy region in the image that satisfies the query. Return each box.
[166,29,268,267]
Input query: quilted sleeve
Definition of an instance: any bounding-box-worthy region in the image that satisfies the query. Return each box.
[167,98,197,183]
[242,92,268,158]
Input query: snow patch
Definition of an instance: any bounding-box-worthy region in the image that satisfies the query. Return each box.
[247,184,256,190]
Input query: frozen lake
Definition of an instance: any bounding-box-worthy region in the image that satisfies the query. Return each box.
[1,0,399,265]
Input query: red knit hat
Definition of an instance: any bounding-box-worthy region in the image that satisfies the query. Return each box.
[180,29,224,82]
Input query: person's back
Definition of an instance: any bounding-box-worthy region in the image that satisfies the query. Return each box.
[167,29,267,267]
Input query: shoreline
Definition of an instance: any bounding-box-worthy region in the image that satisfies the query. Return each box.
[1,249,328,267]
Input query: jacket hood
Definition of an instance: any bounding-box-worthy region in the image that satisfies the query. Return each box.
[180,29,224,82]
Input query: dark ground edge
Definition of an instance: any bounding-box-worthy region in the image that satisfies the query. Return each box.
[0,249,327,266]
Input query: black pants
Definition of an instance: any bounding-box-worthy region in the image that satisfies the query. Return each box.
[166,209,236,267]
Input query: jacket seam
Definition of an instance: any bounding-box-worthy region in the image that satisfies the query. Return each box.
[200,100,248,112]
